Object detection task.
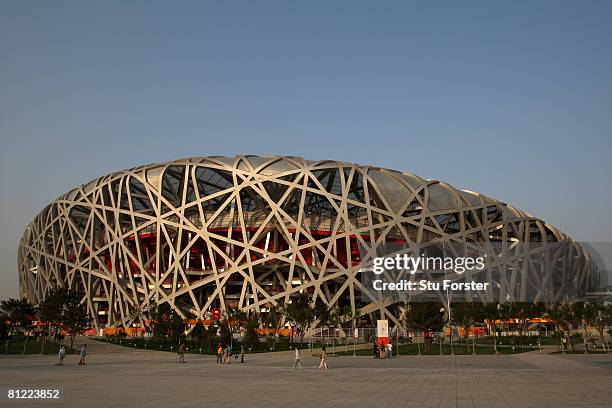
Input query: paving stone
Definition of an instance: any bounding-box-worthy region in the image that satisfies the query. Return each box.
[0,339,610,408]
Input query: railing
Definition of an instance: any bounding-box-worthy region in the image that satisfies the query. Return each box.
[2,337,74,355]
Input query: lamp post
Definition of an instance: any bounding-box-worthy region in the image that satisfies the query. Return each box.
[132,322,138,343]
[353,324,357,357]
[449,308,454,356]
[442,241,454,356]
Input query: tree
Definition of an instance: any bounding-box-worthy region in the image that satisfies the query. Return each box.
[591,303,612,352]
[191,321,207,349]
[339,305,356,330]
[0,312,9,340]
[451,302,482,343]
[264,302,286,351]
[322,305,355,343]
[219,307,245,347]
[219,323,232,345]
[128,304,147,338]
[167,309,186,342]
[312,303,336,343]
[0,298,35,337]
[549,302,577,351]
[482,303,499,335]
[513,302,546,346]
[37,288,67,340]
[573,302,593,350]
[148,302,169,339]
[401,302,444,352]
[313,302,333,328]
[149,302,185,341]
[284,293,316,346]
[496,302,513,336]
[242,313,260,351]
[481,303,503,353]
[62,290,91,348]
[35,289,91,347]
[189,321,217,352]
[204,324,217,352]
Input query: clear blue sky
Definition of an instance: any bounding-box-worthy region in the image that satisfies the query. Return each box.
[1,1,611,299]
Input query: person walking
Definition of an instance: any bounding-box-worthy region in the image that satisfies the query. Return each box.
[240,345,245,363]
[373,342,378,358]
[78,344,87,365]
[178,342,186,363]
[387,342,393,359]
[216,343,223,364]
[318,346,328,369]
[228,344,233,364]
[223,345,230,364]
[292,347,302,370]
[55,346,66,366]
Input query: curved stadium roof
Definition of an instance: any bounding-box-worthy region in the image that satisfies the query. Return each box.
[18,156,599,330]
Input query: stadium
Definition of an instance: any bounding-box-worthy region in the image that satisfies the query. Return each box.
[17,156,600,332]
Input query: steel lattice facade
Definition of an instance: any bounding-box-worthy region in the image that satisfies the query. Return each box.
[18,156,599,331]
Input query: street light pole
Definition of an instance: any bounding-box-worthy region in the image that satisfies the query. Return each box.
[353,322,357,357]
[448,298,454,355]
[396,329,400,356]
[443,241,454,356]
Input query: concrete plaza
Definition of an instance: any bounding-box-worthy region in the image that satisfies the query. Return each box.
[1,338,611,408]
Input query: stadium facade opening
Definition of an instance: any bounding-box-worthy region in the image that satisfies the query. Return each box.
[18,156,599,331]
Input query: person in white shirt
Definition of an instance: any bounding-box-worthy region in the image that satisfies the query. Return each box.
[292,347,302,370]
[55,346,66,366]
[387,342,393,358]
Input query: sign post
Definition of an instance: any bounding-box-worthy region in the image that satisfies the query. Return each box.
[377,319,389,346]
[377,320,389,359]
